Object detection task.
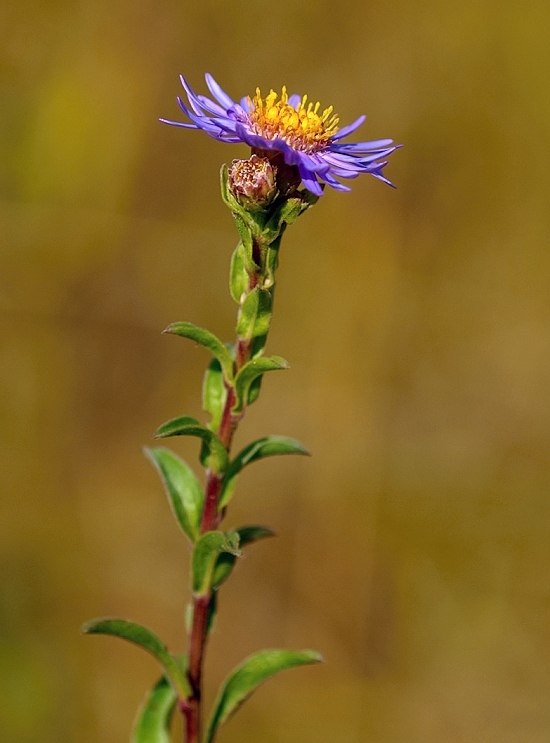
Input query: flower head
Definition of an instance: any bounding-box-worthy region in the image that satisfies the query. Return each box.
[161,74,400,196]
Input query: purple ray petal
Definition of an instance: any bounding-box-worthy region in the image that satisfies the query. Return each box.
[368,162,396,188]
[195,94,227,117]
[288,94,301,109]
[328,166,361,179]
[210,118,239,134]
[332,138,394,153]
[159,117,198,129]
[298,164,323,196]
[240,97,252,112]
[330,115,366,141]
[323,153,367,171]
[321,172,352,192]
[298,152,330,175]
[179,75,204,115]
[205,73,236,109]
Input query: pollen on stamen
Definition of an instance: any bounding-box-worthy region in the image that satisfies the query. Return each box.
[247,87,340,153]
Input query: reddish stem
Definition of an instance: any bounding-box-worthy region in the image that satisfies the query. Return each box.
[182,278,257,743]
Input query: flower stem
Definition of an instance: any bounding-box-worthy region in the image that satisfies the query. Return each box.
[183,279,257,743]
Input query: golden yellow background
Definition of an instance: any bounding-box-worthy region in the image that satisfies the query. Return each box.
[2,0,550,741]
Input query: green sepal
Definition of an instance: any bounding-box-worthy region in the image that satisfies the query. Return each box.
[163,322,234,382]
[236,286,273,349]
[81,618,191,699]
[131,675,177,743]
[154,416,228,474]
[232,356,289,414]
[229,244,250,304]
[220,163,231,204]
[192,531,241,597]
[205,648,323,743]
[144,446,204,543]
[219,436,310,510]
[212,525,275,589]
[202,358,228,432]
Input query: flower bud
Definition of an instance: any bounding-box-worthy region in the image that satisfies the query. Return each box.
[228,155,277,207]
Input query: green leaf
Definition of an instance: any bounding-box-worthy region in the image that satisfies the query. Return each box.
[154,414,200,436]
[229,244,250,304]
[220,436,309,509]
[81,618,191,698]
[233,217,255,266]
[154,416,228,474]
[132,676,177,743]
[205,649,323,743]
[163,322,234,382]
[265,193,316,235]
[192,531,241,597]
[236,287,273,344]
[234,524,276,546]
[144,447,203,543]
[278,197,306,225]
[202,358,227,432]
[212,525,275,589]
[245,375,263,406]
[232,356,288,414]
[263,239,281,290]
[206,590,218,635]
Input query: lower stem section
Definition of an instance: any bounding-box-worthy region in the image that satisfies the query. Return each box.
[182,697,200,743]
[183,273,257,742]
[184,594,211,743]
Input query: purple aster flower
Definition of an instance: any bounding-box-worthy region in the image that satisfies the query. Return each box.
[161,73,400,197]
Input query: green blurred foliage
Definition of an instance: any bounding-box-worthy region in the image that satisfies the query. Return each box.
[2,0,550,741]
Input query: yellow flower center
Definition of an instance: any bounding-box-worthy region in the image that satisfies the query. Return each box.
[247,87,339,153]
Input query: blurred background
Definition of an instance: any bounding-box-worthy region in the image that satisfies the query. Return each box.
[2,0,550,741]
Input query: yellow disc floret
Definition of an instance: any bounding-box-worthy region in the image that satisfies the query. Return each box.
[247,87,339,153]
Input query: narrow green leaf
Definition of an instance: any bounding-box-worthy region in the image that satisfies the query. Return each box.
[212,525,275,589]
[81,618,191,698]
[265,193,314,235]
[206,649,323,743]
[144,447,203,542]
[132,676,176,743]
[263,239,281,290]
[246,375,263,405]
[234,525,275,546]
[233,356,288,414]
[206,590,218,635]
[192,531,241,597]
[220,436,309,509]
[211,553,236,591]
[236,287,272,343]
[278,197,306,225]
[154,416,228,474]
[234,436,310,470]
[164,322,234,382]
[154,414,200,437]
[202,358,227,432]
[229,244,250,304]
